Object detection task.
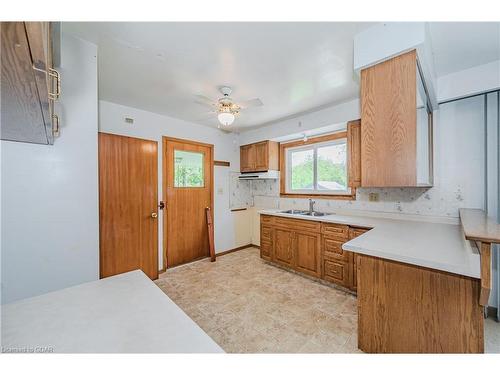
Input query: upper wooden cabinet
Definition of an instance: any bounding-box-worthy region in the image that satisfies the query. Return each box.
[240,140,279,173]
[360,49,433,187]
[1,22,60,145]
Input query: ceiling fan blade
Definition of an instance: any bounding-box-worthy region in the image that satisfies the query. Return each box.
[238,98,263,109]
[194,94,217,109]
[195,112,217,121]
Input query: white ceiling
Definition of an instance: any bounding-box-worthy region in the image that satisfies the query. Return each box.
[428,22,500,76]
[65,22,500,132]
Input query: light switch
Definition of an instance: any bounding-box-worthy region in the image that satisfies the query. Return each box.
[217,187,224,195]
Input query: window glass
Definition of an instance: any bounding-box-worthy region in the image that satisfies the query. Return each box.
[286,138,348,194]
[290,148,314,190]
[317,143,347,191]
[174,150,204,187]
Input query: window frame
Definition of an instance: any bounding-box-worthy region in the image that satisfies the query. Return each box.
[279,130,356,200]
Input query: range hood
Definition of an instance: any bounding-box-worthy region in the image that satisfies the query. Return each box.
[238,170,279,180]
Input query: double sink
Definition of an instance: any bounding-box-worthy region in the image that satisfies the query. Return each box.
[280,209,328,217]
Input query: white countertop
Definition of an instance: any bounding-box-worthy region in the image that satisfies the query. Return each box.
[1,270,224,353]
[259,209,480,278]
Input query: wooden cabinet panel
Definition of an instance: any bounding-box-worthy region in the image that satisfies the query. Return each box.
[240,140,279,173]
[358,254,483,353]
[240,144,256,172]
[361,50,418,187]
[1,22,58,145]
[254,141,269,171]
[324,259,349,287]
[321,223,349,239]
[323,237,348,261]
[260,215,375,292]
[261,214,274,225]
[294,231,321,277]
[275,217,320,232]
[348,227,369,291]
[260,239,272,261]
[347,120,361,188]
[274,228,294,267]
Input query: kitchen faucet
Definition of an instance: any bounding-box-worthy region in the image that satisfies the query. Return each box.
[308,198,315,214]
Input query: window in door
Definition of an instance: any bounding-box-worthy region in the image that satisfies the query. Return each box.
[174,150,204,187]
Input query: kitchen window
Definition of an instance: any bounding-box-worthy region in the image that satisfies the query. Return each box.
[279,127,360,199]
[286,138,349,195]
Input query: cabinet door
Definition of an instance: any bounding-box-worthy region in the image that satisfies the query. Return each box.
[1,22,49,144]
[361,50,417,187]
[254,141,269,171]
[294,231,321,277]
[274,228,294,267]
[260,225,273,261]
[240,144,256,172]
[348,227,369,291]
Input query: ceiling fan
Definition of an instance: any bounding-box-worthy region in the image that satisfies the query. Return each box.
[194,86,263,129]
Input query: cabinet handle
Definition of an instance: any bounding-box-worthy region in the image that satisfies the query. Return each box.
[52,114,60,137]
[48,68,61,100]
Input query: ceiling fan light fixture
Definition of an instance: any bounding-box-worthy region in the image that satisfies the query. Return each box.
[217,111,235,126]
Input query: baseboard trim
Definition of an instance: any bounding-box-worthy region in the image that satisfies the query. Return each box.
[216,244,258,257]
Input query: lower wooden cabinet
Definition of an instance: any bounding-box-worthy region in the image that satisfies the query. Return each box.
[348,227,369,292]
[294,230,321,277]
[274,228,295,267]
[260,215,371,290]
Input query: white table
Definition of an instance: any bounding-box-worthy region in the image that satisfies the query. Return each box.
[1,270,223,353]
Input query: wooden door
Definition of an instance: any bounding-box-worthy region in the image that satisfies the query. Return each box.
[164,137,213,268]
[254,141,269,171]
[274,228,294,267]
[99,133,158,280]
[240,144,256,172]
[294,231,321,277]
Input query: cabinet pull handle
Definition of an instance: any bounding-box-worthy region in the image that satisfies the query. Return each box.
[52,114,60,137]
[48,68,61,101]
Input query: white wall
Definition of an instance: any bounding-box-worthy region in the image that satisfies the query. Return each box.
[239,99,360,145]
[1,33,99,304]
[438,60,500,103]
[247,96,487,243]
[98,101,252,266]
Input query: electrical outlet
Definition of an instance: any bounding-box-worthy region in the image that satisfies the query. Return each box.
[368,193,379,202]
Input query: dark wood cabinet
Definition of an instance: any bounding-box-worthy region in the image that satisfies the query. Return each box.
[240,140,279,173]
[1,22,60,145]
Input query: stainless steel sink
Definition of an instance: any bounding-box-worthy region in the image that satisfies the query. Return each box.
[301,211,327,217]
[280,209,308,214]
[280,210,327,217]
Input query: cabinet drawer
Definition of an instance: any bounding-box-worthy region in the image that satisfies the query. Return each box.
[324,259,349,286]
[322,223,349,239]
[349,227,370,239]
[261,225,272,241]
[275,217,320,232]
[261,215,274,225]
[323,237,348,261]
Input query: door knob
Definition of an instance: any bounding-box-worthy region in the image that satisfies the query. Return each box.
[151,212,158,218]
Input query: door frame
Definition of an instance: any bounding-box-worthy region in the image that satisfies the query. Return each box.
[162,136,214,270]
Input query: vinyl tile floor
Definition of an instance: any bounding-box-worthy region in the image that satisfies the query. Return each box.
[155,247,500,353]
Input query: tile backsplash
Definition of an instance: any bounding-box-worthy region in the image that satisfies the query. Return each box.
[230,176,473,218]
